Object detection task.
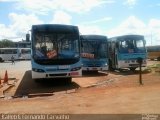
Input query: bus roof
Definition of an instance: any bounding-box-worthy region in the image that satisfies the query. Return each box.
[81,35,107,40]
[0,48,18,50]
[0,48,30,50]
[109,34,144,41]
[31,24,79,33]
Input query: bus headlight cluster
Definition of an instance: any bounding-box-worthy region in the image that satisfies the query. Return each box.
[71,67,81,71]
[125,60,130,63]
[125,60,136,63]
[81,63,84,67]
[104,63,108,66]
[32,68,45,72]
[125,60,146,64]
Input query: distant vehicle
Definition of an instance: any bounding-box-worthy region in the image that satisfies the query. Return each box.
[0,48,31,62]
[19,48,31,60]
[30,24,82,82]
[0,48,20,62]
[146,45,160,61]
[81,35,108,72]
[108,35,147,71]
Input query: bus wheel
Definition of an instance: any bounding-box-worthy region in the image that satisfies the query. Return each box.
[65,77,72,84]
[130,67,136,71]
[0,57,4,62]
[109,59,114,71]
[157,57,160,61]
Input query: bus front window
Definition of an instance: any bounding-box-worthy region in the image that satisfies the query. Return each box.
[58,34,79,58]
[119,39,145,53]
[82,40,107,59]
[34,33,80,60]
[135,39,146,52]
[136,40,144,49]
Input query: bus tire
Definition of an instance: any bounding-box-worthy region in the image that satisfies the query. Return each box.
[157,57,160,61]
[109,59,114,71]
[130,67,136,71]
[66,77,72,84]
[0,57,4,62]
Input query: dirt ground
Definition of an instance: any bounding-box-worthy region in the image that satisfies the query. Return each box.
[0,60,160,114]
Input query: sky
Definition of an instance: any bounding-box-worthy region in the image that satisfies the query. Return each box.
[0,0,160,46]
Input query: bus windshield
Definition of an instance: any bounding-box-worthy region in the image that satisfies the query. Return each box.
[82,40,107,59]
[119,38,146,53]
[21,49,31,54]
[33,32,79,60]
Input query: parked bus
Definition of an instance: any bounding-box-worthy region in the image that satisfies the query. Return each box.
[31,24,82,81]
[108,35,147,71]
[20,48,31,60]
[81,35,108,72]
[0,48,20,62]
[146,45,160,61]
[0,48,31,62]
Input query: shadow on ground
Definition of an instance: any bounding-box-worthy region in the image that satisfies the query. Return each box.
[14,70,80,97]
[82,71,108,77]
[109,68,151,76]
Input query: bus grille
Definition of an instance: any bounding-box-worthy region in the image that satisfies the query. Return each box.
[46,69,57,72]
[49,73,67,76]
[87,63,101,67]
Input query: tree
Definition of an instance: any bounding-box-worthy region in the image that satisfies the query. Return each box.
[0,39,15,48]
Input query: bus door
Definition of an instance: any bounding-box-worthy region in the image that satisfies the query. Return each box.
[112,42,118,68]
[114,42,119,68]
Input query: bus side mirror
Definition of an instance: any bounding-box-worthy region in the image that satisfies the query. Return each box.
[144,40,146,45]
[116,42,119,48]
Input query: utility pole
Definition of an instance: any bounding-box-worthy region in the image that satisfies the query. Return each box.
[151,31,152,46]
[137,57,143,85]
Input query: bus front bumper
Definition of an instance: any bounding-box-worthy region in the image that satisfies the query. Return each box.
[118,60,147,68]
[82,66,108,71]
[32,70,82,79]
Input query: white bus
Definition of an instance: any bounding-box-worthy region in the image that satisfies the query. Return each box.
[19,48,31,60]
[0,48,31,62]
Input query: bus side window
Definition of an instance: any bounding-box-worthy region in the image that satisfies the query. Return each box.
[13,50,17,54]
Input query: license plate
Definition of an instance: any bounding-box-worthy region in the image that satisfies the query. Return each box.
[70,72,79,76]
[92,68,97,70]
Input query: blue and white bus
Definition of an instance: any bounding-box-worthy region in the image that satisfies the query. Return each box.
[31,24,82,82]
[81,35,108,72]
[108,35,147,71]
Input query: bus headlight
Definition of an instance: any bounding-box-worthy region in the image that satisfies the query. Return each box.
[104,63,108,66]
[81,63,84,67]
[71,67,81,71]
[32,68,45,72]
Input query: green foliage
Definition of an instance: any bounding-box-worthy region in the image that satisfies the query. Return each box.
[0,39,15,48]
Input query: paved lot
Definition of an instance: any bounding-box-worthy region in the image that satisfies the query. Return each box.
[0,60,160,114]
[0,60,31,80]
